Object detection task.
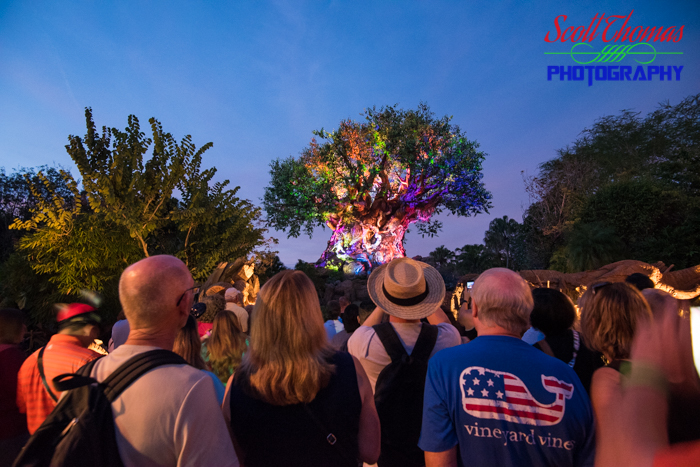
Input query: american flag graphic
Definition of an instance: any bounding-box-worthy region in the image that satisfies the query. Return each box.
[459,366,574,426]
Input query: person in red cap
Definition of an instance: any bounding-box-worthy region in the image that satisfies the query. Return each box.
[16,303,102,434]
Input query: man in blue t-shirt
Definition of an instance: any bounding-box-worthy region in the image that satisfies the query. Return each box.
[419,268,595,467]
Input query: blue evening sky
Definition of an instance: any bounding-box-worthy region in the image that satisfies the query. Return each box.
[1,1,698,267]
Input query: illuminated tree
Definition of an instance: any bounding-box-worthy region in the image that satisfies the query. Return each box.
[264,104,491,272]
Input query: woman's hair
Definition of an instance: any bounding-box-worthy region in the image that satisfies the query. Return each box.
[237,270,335,405]
[342,304,361,334]
[530,288,576,336]
[173,315,206,370]
[198,294,226,323]
[579,282,652,361]
[207,311,247,384]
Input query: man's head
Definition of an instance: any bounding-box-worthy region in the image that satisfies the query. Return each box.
[471,268,533,336]
[625,273,655,291]
[225,287,242,305]
[342,304,361,333]
[530,288,576,336]
[198,294,226,323]
[119,255,193,332]
[55,303,102,346]
[0,308,26,345]
[339,296,350,313]
[326,300,341,320]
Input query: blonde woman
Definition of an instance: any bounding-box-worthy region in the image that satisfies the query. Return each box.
[579,281,653,466]
[223,270,380,467]
[206,310,247,385]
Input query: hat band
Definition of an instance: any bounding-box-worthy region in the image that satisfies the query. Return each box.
[382,282,430,307]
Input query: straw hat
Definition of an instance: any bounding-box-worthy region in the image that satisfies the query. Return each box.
[367,257,445,320]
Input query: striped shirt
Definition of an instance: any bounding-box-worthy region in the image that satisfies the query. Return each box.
[16,334,101,434]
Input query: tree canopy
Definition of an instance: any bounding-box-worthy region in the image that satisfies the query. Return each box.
[264,103,491,270]
[522,93,700,271]
[6,108,268,324]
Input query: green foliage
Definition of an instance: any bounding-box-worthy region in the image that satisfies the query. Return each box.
[0,166,72,263]
[66,109,189,256]
[577,179,699,269]
[523,93,700,269]
[264,104,491,258]
[561,223,625,272]
[171,148,267,280]
[6,109,267,327]
[453,244,498,274]
[483,215,523,270]
[253,252,287,285]
[0,251,59,326]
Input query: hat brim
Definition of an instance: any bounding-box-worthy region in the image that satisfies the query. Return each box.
[367,261,446,320]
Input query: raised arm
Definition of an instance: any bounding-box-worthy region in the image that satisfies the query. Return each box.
[361,306,385,327]
[352,355,381,464]
[426,306,450,325]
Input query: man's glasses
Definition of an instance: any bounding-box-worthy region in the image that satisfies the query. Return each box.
[176,286,198,307]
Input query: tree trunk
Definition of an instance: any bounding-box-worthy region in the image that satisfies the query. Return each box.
[317,218,409,274]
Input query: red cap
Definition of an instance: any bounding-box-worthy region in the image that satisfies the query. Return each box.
[57,303,97,323]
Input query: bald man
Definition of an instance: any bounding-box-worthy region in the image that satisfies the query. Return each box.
[419,268,596,467]
[89,255,239,467]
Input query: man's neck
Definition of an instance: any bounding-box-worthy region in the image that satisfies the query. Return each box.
[57,329,93,348]
[389,316,420,324]
[475,326,521,339]
[124,328,176,350]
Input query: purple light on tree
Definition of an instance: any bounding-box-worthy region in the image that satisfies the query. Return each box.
[264,104,492,274]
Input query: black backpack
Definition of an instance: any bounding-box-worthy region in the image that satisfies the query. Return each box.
[13,349,187,467]
[373,322,438,467]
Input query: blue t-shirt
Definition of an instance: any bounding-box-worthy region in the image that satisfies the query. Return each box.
[419,336,595,467]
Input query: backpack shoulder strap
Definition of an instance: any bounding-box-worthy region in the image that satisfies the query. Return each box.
[409,323,438,361]
[52,357,104,392]
[101,349,187,402]
[373,323,408,362]
[37,346,58,402]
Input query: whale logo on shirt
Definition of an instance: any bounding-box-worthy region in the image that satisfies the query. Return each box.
[459,366,574,426]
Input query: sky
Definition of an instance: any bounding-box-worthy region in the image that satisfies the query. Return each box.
[1,0,698,267]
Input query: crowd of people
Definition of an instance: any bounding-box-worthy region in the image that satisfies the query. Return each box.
[0,254,698,466]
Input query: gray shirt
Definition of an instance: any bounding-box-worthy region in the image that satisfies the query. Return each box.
[347,322,461,392]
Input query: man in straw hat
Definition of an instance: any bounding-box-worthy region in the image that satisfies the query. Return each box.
[348,257,461,467]
[419,268,595,467]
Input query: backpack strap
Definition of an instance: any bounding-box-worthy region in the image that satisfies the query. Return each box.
[101,350,187,401]
[373,323,408,362]
[410,323,438,361]
[53,357,104,392]
[373,322,439,362]
[52,350,186,401]
[37,346,58,403]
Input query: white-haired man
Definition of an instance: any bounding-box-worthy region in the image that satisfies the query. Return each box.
[90,255,239,467]
[419,268,595,467]
[224,287,249,333]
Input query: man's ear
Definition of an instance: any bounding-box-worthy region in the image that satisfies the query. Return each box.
[471,301,479,320]
[178,301,190,326]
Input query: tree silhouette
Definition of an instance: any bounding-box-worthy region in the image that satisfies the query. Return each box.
[564,222,624,272]
[484,215,521,269]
